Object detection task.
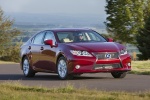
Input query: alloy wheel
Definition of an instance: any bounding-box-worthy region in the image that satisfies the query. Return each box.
[23,58,29,76]
[22,57,35,77]
[58,59,67,79]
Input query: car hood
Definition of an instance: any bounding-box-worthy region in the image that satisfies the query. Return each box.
[66,42,124,52]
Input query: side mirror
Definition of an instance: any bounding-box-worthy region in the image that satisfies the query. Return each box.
[44,39,57,47]
[107,38,113,42]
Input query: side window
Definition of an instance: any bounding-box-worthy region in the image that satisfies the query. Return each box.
[33,32,45,44]
[44,31,56,45]
[44,31,53,40]
[31,37,35,44]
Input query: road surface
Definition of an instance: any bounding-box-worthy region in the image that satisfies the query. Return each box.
[0,64,150,92]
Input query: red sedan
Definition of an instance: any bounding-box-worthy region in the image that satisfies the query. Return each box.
[20,28,131,80]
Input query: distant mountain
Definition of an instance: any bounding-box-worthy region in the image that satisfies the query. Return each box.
[5,12,106,28]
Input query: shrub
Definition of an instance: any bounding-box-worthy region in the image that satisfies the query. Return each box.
[0,42,22,62]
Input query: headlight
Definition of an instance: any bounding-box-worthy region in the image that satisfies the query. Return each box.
[120,49,127,55]
[70,50,92,57]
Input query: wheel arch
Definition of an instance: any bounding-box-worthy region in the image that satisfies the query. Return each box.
[56,53,65,65]
[56,53,68,71]
[21,55,29,70]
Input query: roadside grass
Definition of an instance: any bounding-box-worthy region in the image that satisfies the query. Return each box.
[130,60,150,75]
[0,82,150,100]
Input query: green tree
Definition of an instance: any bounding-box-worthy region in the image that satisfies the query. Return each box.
[105,0,144,44]
[144,0,150,21]
[136,0,150,60]
[136,16,150,60]
[0,8,21,61]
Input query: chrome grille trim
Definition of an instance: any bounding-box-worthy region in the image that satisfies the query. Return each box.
[92,52,119,59]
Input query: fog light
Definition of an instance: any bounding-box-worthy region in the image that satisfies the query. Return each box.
[127,63,131,66]
[75,65,80,69]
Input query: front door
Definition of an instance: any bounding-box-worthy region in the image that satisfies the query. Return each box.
[39,31,57,72]
[31,31,46,70]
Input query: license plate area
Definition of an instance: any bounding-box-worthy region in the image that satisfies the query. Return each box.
[94,63,121,70]
[95,65,113,70]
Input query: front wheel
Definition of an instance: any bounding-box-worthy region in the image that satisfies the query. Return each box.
[111,72,127,78]
[57,57,68,80]
[22,57,35,77]
[57,57,73,80]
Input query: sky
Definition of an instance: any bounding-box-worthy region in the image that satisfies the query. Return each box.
[0,0,107,27]
[0,0,106,15]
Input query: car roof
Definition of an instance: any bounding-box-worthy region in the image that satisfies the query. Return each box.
[44,28,93,33]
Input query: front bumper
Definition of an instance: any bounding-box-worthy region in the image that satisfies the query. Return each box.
[67,54,131,74]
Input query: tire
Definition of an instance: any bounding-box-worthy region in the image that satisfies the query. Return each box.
[57,57,73,80]
[22,56,35,77]
[111,72,127,78]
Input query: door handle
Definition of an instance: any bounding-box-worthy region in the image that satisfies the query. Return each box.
[41,47,44,50]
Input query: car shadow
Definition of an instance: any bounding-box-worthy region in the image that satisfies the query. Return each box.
[0,74,113,81]
[73,76,112,80]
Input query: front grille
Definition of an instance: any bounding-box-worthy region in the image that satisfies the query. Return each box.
[94,63,122,70]
[93,52,119,59]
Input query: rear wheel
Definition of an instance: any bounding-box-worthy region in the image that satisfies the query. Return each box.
[57,57,73,80]
[111,72,127,78]
[22,57,35,77]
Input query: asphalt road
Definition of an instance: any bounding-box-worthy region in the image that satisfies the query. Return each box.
[0,64,150,92]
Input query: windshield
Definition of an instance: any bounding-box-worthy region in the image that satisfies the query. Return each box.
[56,30,107,43]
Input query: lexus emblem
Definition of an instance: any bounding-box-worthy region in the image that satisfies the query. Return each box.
[105,53,111,58]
